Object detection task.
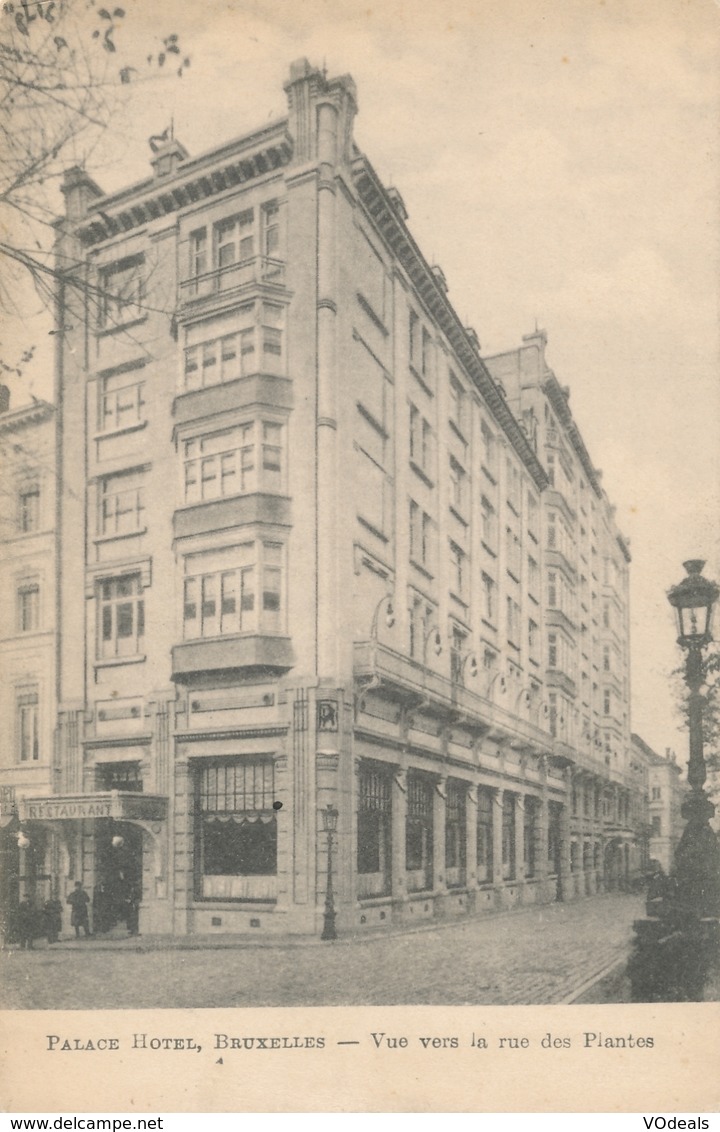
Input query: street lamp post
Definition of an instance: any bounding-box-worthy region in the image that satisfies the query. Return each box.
[321,803,339,941]
[629,560,720,1001]
[667,561,720,923]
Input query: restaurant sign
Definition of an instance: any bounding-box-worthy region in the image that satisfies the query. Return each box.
[18,792,168,822]
[20,797,113,820]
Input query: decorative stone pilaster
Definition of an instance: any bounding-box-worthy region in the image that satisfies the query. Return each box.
[465,784,479,912]
[492,788,505,907]
[559,768,573,901]
[391,767,408,921]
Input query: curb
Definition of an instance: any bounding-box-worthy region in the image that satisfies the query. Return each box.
[560,954,629,1004]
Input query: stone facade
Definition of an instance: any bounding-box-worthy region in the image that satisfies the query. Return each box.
[11,59,649,937]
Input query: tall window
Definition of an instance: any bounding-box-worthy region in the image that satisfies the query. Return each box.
[480,496,497,551]
[408,308,419,367]
[99,575,144,659]
[506,458,521,512]
[502,793,516,880]
[477,788,494,882]
[18,484,40,533]
[183,421,283,503]
[262,201,281,256]
[190,228,207,282]
[506,596,520,645]
[448,373,466,434]
[409,404,432,477]
[480,421,496,477]
[528,619,539,663]
[406,774,434,891]
[17,687,39,762]
[100,470,145,536]
[445,780,466,883]
[547,571,557,609]
[17,583,39,632]
[183,542,283,639]
[527,491,539,541]
[101,371,145,432]
[449,456,467,515]
[450,624,467,684]
[184,302,284,389]
[98,256,144,328]
[196,759,277,901]
[481,572,495,623]
[421,327,433,382]
[506,526,521,579]
[528,555,539,599]
[449,542,466,600]
[409,592,435,661]
[548,801,562,874]
[409,501,432,571]
[524,798,539,878]
[357,764,392,897]
[216,210,254,274]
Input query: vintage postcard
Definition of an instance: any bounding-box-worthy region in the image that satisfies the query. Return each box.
[0,0,719,1114]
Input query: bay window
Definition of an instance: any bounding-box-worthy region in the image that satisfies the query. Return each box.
[182,420,284,503]
[183,302,285,390]
[183,542,284,639]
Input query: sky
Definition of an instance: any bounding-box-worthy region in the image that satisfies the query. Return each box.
[3,0,719,763]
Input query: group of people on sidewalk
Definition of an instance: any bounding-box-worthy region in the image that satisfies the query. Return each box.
[11,880,140,949]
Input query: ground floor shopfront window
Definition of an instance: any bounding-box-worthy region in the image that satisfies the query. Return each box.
[524,796,540,879]
[195,758,277,901]
[548,800,562,876]
[476,787,494,883]
[445,779,467,887]
[502,793,516,881]
[357,763,392,898]
[406,773,434,892]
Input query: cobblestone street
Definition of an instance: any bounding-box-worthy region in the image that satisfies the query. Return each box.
[1,892,644,1009]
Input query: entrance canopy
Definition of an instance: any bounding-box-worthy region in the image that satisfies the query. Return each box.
[18,792,168,822]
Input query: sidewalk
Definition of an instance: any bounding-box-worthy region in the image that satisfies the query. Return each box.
[1,892,648,1009]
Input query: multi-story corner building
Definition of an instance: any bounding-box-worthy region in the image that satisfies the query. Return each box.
[485,331,642,892]
[0,390,57,933]
[35,59,636,938]
[632,734,684,873]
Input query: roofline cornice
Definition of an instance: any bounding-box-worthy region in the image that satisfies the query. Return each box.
[72,121,294,247]
[0,400,55,433]
[351,154,548,491]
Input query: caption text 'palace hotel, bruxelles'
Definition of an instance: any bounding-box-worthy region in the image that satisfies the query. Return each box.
[8,59,644,937]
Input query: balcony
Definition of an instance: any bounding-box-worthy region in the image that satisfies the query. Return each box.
[353,640,549,753]
[546,668,578,698]
[172,634,294,682]
[178,256,286,310]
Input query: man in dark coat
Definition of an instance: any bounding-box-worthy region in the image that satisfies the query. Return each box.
[17,897,35,950]
[66,881,91,938]
[43,897,63,944]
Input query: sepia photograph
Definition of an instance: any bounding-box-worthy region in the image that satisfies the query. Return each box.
[0,0,719,1114]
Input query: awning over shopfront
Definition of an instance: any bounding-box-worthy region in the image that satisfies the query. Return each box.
[18,792,168,822]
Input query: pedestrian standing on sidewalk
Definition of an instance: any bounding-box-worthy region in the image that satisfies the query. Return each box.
[17,897,36,950]
[43,896,63,944]
[67,881,92,938]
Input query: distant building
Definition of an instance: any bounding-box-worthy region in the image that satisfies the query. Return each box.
[0,390,57,934]
[631,734,684,872]
[17,59,644,938]
[486,331,641,891]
